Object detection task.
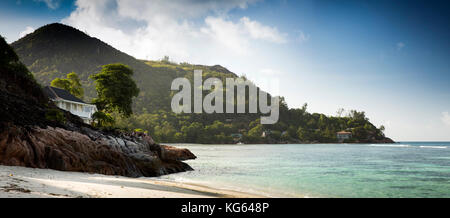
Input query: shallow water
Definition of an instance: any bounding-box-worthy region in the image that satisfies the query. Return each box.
[156,142,450,198]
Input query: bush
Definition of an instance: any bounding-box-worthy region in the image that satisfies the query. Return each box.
[92,111,115,127]
[45,109,66,123]
[134,128,149,134]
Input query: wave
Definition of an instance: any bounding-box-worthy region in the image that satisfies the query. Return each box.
[368,144,411,148]
[367,144,447,149]
[419,146,448,149]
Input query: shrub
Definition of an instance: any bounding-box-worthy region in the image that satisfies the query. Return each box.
[45,109,66,123]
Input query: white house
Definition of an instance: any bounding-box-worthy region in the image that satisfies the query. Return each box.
[261,130,272,138]
[44,86,97,124]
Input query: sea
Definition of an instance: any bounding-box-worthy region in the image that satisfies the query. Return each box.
[155,142,450,198]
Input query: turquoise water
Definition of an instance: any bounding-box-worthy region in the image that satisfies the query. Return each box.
[156,142,450,198]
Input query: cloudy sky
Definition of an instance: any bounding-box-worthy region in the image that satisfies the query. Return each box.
[1,0,450,141]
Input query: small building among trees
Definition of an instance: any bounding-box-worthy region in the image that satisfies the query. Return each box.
[337,131,352,142]
[44,86,97,124]
[231,133,243,141]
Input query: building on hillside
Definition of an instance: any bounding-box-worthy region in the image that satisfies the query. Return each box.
[44,86,97,124]
[337,131,352,142]
[262,130,272,138]
[231,133,243,141]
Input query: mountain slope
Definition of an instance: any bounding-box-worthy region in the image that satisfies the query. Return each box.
[11,23,179,112]
[11,23,238,114]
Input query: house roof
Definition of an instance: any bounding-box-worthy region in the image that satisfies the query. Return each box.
[337,131,352,135]
[44,86,86,104]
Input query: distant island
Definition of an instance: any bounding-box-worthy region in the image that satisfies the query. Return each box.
[11,23,394,144]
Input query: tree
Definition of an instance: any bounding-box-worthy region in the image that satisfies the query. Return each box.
[154,121,177,142]
[90,64,140,117]
[92,111,115,127]
[162,56,170,63]
[270,130,282,141]
[336,108,345,117]
[348,110,367,121]
[1,36,18,64]
[297,126,316,142]
[318,114,327,129]
[287,125,297,139]
[378,125,386,137]
[181,122,204,143]
[51,72,84,99]
[352,126,368,140]
[301,103,308,113]
[248,124,263,138]
[51,78,71,91]
[249,119,260,129]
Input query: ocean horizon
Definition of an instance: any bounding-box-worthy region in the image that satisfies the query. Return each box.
[156,142,450,198]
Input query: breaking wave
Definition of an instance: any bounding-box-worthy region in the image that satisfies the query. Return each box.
[367,144,447,149]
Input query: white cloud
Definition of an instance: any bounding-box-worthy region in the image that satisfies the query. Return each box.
[34,0,61,9]
[19,26,35,38]
[442,112,450,126]
[240,17,287,43]
[396,42,405,51]
[115,0,258,20]
[62,0,287,61]
[201,16,251,55]
[200,16,287,54]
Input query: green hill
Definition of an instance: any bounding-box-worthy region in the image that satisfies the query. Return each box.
[11,23,242,114]
[10,23,393,144]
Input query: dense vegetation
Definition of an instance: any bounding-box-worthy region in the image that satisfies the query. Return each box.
[51,72,84,99]
[11,23,393,144]
[0,34,80,128]
[0,36,35,82]
[114,87,389,144]
[90,64,140,117]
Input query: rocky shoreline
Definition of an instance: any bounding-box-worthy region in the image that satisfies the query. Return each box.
[0,124,196,177]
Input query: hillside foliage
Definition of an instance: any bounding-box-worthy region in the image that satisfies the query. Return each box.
[51,72,84,99]
[90,63,140,117]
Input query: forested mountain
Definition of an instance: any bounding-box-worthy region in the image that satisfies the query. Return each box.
[12,23,241,114]
[12,23,177,112]
[11,23,393,144]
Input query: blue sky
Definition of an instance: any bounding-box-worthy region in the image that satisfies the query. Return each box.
[1,0,449,141]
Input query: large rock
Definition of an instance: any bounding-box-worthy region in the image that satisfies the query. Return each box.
[160,145,197,161]
[0,123,196,177]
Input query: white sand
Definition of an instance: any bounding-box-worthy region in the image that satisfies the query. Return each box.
[0,165,262,198]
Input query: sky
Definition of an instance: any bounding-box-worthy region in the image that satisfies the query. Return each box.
[1,0,449,141]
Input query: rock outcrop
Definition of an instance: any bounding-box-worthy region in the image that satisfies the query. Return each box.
[0,35,196,177]
[0,124,196,177]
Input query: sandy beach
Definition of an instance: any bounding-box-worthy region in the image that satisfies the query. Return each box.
[0,165,262,198]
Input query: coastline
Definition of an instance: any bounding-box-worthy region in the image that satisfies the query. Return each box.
[0,165,263,198]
